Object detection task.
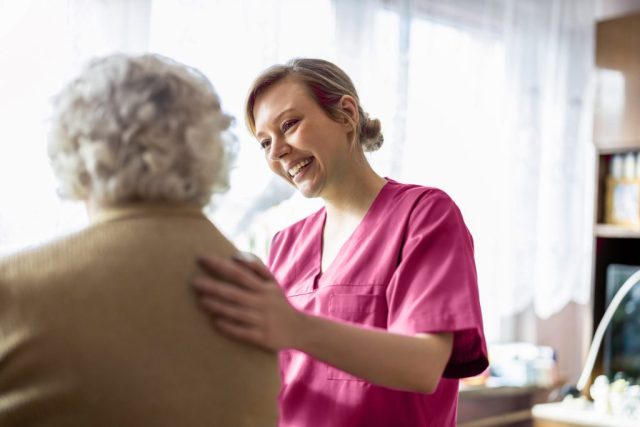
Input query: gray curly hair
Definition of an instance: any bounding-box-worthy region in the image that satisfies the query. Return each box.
[48,53,235,207]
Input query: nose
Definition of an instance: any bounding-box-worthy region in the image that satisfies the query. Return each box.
[269,135,290,160]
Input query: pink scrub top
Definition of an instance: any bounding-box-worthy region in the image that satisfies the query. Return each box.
[268,179,488,427]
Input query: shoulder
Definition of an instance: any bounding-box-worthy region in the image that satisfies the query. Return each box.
[0,228,92,287]
[384,179,461,218]
[0,236,65,315]
[383,180,472,247]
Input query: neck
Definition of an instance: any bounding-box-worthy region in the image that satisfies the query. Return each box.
[321,154,386,220]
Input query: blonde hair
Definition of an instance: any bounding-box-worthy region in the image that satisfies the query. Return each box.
[48,53,235,207]
[245,58,383,152]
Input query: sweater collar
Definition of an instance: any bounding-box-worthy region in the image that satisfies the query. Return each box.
[89,202,205,225]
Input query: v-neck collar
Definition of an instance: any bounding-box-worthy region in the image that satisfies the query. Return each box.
[314,179,392,284]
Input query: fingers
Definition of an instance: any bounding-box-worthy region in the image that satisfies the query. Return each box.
[197,254,263,291]
[192,276,261,325]
[192,276,257,307]
[199,295,272,352]
[199,296,261,326]
[231,252,275,281]
[214,319,266,350]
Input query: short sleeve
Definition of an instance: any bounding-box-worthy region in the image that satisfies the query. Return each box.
[267,231,282,270]
[386,191,488,378]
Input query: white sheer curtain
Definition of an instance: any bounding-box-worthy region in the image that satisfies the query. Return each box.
[0,0,595,342]
[498,0,596,321]
[338,0,596,340]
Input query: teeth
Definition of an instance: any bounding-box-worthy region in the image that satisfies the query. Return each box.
[288,158,312,177]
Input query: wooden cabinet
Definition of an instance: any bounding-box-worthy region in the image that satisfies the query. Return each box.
[533,421,578,427]
[593,13,640,148]
[458,385,552,427]
[532,402,638,427]
[590,11,640,390]
[534,420,583,427]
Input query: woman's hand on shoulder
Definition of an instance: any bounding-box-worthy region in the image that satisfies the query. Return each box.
[192,253,303,352]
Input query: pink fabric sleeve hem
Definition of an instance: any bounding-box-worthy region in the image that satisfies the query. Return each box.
[388,314,489,379]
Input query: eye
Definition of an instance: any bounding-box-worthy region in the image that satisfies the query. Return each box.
[259,139,271,150]
[281,119,299,133]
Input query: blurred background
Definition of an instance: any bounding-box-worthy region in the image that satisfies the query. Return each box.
[2,1,640,425]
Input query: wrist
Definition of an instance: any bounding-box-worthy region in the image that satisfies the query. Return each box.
[288,309,315,351]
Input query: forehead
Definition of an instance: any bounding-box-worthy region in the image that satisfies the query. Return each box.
[253,78,317,130]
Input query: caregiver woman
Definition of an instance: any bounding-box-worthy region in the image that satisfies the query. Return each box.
[193,58,488,427]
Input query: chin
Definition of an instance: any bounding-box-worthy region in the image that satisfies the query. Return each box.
[296,181,323,199]
[299,191,318,199]
[297,187,318,199]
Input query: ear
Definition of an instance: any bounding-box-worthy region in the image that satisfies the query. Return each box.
[338,95,359,129]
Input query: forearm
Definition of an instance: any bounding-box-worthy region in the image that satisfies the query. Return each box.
[291,312,453,393]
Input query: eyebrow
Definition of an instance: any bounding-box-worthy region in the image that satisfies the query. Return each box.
[255,107,296,139]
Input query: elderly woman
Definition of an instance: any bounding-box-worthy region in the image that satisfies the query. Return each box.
[0,54,279,427]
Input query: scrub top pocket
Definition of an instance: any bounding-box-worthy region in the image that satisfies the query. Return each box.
[326,293,387,381]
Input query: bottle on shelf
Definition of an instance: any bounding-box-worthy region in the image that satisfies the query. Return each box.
[610,154,623,179]
[623,152,636,180]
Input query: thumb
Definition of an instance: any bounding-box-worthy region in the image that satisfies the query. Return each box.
[232,252,275,281]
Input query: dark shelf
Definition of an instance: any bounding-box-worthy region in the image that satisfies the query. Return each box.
[596,145,640,155]
[595,224,640,239]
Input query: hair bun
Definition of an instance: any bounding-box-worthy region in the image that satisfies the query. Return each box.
[360,114,383,152]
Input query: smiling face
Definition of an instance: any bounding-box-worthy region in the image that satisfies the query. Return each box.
[253,77,356,199]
